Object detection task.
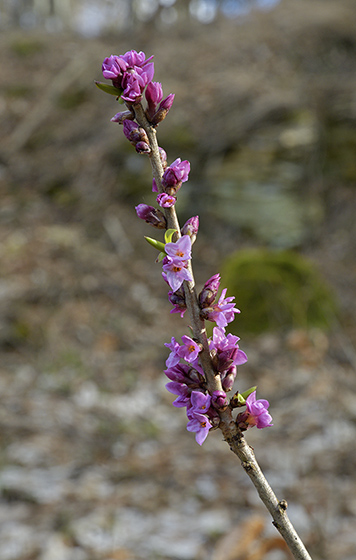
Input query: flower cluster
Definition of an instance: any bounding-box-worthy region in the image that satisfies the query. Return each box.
[101,50,174,126]
[102,51,154,104]
[99,50,273,446]
[164,341,218,445]
[164,324,250,444]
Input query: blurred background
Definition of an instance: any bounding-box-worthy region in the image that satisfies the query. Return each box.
[0,0,356,559]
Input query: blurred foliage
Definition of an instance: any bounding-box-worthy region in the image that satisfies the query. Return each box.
[56,87,90,110]
[10,37,45,57]
[324,121,356,184]
[221,249,337,335]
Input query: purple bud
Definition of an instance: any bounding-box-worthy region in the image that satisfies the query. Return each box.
[123,121,150,153]
[211,390,228,410]
[199,274,221,309]
[168,288,187,318]
[187,367,205,387]
[135,141,151,154]
[181,216,199,245]
[123,119,139,140]
[159,147,168,170]
[159,93,175,112]
[135,204,167,229]
[151,93,175,125]
[110,110,135,124]
[222,365,237,392]
[145,81,163,121]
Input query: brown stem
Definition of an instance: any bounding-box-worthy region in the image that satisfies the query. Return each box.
[133,102,312,560]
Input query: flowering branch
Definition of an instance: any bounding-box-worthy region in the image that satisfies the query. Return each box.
[97,50,313,560]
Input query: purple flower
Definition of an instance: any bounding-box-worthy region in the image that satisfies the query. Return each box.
[162,158,190,194]
[177,335,201,363]
[165,336,182,368]
[102,50,154,105]
[164,363,191,383]
[165,381,190,408]
[165,235,192,261]
[102,54,127,81]
[162,236,193,291]
[165,363,205,390]
[186,412,212,445]
[162,258,193,292]
[236,391,273,430]
[121,72,146,104]
[246,391,273,428]
[156,193,176,208]
[210,327,248,372]
[211,327,240,353]
[188,391,211,414]
[200,288,240,328]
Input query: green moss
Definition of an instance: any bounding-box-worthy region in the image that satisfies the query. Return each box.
[221,249,337,335]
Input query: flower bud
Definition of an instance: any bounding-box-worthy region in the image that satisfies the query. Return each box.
[199,274,220,309]
[211,390,228,410]
[110,109,135,124]
[135,204,167,229]
[222,365,237,392]
[159,147,168,170]
[135,141,151,154]
[181,216,199,245]
[187,367,205,388]
[151,93,175,125]
[145,81,163,121]
[168,288,187,317]
[123,121,151,154]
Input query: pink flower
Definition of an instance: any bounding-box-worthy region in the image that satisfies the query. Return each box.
[165,235,192,262]
[186,412,212,445]
[177,335,201,363]
[156,193,176,208]
[236,391,273,430]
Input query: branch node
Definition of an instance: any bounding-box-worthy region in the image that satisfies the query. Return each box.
[278,499,288,512]
[241,460,254,472]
